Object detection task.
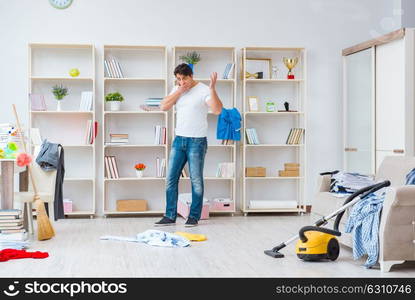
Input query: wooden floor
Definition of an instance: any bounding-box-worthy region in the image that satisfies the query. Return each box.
[1,215,414,277]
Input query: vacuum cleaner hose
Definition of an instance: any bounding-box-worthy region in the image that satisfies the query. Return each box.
[333,180,391,231]
[299,226,341,243]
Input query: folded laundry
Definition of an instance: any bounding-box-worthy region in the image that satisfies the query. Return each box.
[174,232,207,242]
[330,171,375,194]
[0,249,49,262]
[100,230,190,248]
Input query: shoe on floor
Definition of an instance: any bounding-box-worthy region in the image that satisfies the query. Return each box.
[154,216,176,226]
[185,217,198,227]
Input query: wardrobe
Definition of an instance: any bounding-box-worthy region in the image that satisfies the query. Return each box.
[343,28,415,174]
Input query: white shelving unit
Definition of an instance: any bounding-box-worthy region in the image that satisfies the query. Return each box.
[102,45,168,216]
[28,43,96,218]
[242,47,307,215]
[172,46,237,215]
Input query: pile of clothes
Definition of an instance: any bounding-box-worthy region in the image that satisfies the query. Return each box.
[329,169,415,268]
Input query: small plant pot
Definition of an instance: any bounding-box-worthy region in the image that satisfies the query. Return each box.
[136,170,144,178]
[109,101,121,111]
[56,101,62,111]
[187,63,194,72]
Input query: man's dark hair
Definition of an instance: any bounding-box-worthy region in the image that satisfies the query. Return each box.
[174,63,193,77]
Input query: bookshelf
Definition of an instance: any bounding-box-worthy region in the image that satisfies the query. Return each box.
[28,43,96,218]
[172,46,237,215]
[242,47,307,215]
[102,45,168,216]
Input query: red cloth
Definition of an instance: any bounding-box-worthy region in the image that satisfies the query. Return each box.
[0,249,49,262]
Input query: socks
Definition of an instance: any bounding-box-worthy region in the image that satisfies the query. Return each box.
[0,249,49,262]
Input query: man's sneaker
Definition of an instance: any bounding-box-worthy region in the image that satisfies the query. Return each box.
[185,217,198,227]
[154,216,176,226]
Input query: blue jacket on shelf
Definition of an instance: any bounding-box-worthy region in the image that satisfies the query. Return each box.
[216,108,241,141]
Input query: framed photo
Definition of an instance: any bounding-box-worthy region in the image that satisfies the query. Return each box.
[248,96,259,112]
[245,58,272,79]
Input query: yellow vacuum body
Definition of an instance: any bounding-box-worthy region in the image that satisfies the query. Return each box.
[295,230,340,261]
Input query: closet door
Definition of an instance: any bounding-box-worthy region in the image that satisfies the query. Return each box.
[375,38,406,170]
[344,47,375,174]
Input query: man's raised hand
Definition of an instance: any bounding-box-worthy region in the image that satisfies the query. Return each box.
[209,72,218,90]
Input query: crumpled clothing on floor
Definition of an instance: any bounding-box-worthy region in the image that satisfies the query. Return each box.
[0,249,49,262]
[100,230,190,248]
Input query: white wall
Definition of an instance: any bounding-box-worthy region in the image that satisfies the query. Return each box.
[0,0,402,214]
[402,0,415,28]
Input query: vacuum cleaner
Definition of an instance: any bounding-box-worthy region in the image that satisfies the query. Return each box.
[264,179,391,261]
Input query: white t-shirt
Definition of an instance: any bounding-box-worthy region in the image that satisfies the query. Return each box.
[171,82,211,137]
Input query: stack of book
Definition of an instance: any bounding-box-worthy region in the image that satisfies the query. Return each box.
[222,63,235,79]
[245,128,260,144]
[278,163,300,177]
[104,56,124,78]
[139,104,161,111]
[79,91,93,111]
[145,98,163,107]
[107,133,128,145]
[286,128,305,145]
[154,126,166,145]
[221,139,234,145]
[216,162,234,178]
[104,156,120,179]
[85,120,98,144]
[0,209,25,234]
[156,157,166,177]
[0,231,29,250]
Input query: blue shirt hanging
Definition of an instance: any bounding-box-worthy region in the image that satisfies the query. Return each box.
[216,108,241,141]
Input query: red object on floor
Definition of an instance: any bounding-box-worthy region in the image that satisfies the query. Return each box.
[0,249,49,262]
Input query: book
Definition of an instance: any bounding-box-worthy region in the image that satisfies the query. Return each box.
[110,156,119,179]
[107,156,116,179]
[30,128,42,146]
[0,209,21,216]
[80,91,93,111]
[104,156,111,178]
[0,229,26,234]
[104,60,111,77]
[0,215,19,220]
[216,162,234,178]
[227,63,235,79]
[0,231,27,240]
[29,93,46,111]
[111,57,123,78]
[222,63,231,79]
[0,219,23,224]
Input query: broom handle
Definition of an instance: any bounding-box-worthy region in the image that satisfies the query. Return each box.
[12,104,40,197]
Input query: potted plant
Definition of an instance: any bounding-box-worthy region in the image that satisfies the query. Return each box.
[105,92,124,111]
[135,163,146,178]
[52,84,68,111]
[179,51,201,72]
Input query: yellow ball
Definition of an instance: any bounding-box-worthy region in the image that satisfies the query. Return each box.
[69,68,80,77]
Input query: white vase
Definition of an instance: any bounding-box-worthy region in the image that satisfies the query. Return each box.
[136,170,143,178]
[56,101,62,111]
[110,101,121,111]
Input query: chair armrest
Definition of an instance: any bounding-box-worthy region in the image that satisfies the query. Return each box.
[379,185,415,261]
[317,174,331,193]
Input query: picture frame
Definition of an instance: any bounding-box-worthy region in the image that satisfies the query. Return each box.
[245,58,272,79]
[248,96,259,112]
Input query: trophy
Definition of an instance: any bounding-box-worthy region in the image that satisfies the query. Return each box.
[283,57,298,79]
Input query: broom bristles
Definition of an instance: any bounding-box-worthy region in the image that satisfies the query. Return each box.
[12,104,55,241]
[34,199,55,241]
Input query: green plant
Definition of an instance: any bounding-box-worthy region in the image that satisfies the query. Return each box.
[52,84,68,100]
[105,92,124,102]
[179,51,201,64]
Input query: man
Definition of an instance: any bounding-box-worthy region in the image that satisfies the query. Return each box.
[155,63,223,227]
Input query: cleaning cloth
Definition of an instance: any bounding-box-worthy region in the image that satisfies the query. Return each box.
[174,232,207,242]
[0,249,49,262]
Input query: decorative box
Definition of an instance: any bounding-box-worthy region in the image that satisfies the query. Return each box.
[245,167,266,177]
[63,199,72,214]
[177,193,209,219]
[211,198,234,211]
[116,199,147,212]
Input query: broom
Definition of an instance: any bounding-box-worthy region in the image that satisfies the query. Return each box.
[12,104,55,241]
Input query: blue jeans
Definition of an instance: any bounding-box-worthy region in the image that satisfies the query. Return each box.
[165,136,207,221]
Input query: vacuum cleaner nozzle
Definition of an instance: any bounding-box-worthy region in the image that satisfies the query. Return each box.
[264,243,286,258]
